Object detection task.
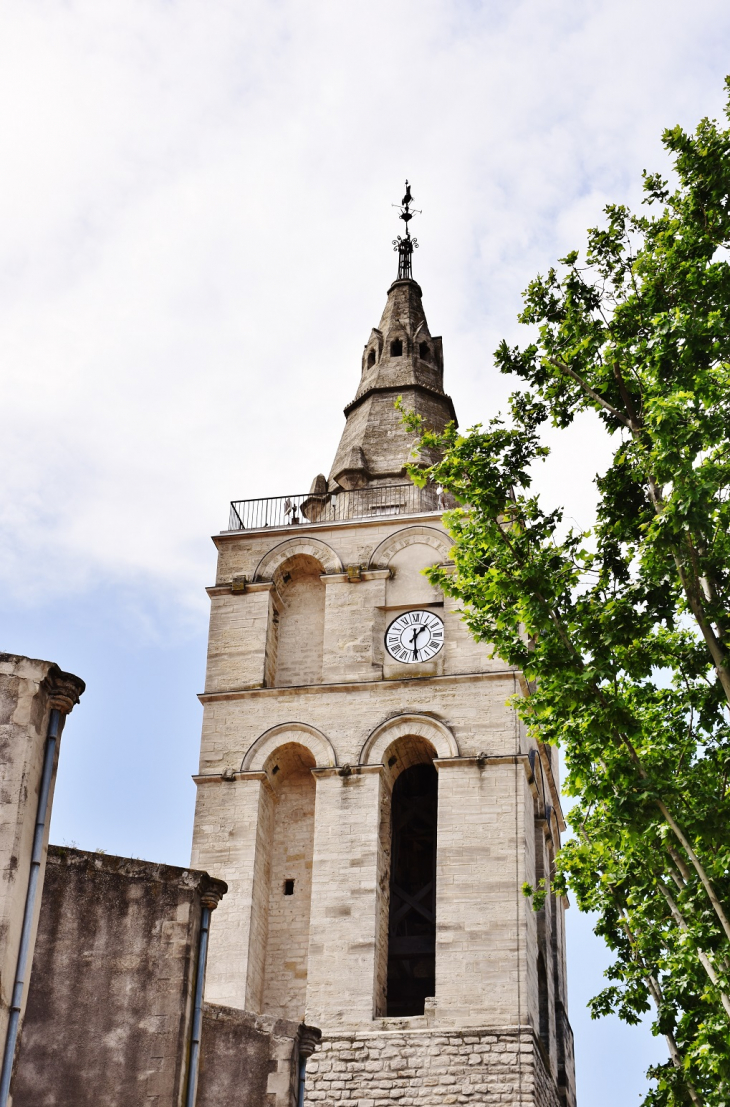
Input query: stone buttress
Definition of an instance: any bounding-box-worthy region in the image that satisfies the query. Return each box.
[191,223,577,1107]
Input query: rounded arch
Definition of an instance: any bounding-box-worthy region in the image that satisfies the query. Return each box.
[368,526,453,571]
[359,713,459,767]
[253,537,343,582]
[242,722,337,772]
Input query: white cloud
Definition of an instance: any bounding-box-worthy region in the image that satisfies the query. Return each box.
[1,0,729,617]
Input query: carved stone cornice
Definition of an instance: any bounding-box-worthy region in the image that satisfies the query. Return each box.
[44,665,85,715]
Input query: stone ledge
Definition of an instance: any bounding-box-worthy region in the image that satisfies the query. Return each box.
[199,668,521,704]
[312,1024,537,1040]
[214,510,447,544]
[45,845,228,902]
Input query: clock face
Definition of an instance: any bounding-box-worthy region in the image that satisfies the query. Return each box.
[385,609,445,664]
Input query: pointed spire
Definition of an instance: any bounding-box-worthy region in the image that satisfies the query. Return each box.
[392,180,420,281]
[327,190,456,492]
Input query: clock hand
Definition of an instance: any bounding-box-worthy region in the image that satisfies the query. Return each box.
[409,625,427,659]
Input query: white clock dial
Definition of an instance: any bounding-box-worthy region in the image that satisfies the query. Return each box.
[385,609,445,664]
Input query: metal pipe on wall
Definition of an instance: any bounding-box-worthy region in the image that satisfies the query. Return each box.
[297,1055,308,1107]
[184,903,211,1107]
[0,707,61,1106]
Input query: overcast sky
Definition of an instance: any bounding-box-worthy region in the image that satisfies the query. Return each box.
[3,2,730,1103]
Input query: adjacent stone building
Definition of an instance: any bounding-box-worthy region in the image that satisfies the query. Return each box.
[12,848,226,1107]
[191,201,576,1106]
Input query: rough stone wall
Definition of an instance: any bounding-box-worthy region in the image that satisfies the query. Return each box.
[262,758,316,1020]
[0,654,83,1055]
[198,1004,319,1107]
[11,847,225,1107]
[303,1027,561,1107]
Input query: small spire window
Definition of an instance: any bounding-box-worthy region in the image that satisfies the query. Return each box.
[390,338,403,357]
[367,349,376,368]
[419,342,430,361]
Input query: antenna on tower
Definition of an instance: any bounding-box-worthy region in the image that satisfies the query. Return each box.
[392,180,421,280]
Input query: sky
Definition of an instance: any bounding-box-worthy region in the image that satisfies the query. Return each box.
[2,1,730,1102]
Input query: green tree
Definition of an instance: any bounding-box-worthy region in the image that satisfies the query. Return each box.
[403,80,730,1105]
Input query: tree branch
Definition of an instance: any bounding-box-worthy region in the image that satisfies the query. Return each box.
[543,357,634,428]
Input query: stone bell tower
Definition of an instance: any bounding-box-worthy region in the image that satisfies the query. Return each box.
[191,184,576,1107]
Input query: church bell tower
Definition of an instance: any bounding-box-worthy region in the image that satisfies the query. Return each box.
[191,184,576,1107]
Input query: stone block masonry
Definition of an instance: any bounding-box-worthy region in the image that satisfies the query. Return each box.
[304,1027,560,1107]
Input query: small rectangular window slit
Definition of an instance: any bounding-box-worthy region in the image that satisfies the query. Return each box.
[284,879,295,895]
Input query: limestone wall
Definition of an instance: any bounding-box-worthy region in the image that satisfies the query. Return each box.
[205,514,510,694]
[275,556,326,687]
[197,672,523,778]
[193,510,575,1107]
[262,752,316,1020]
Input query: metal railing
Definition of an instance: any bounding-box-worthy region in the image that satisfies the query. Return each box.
[228,483,452,531]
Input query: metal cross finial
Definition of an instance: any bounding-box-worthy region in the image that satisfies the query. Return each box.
[392,179,421,280]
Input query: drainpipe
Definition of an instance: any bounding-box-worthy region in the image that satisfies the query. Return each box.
[184,885,225,1107]
[0,706,61,1106]
[296,1026,322,1107]
[297,1054,308,1107]
[184,904,210,1107]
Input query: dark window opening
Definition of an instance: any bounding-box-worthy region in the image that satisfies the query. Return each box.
[284,879,295,895]
[537,950,550,1050]
[367,349,376,368]
[390,338,403,357]
[386,761,437,1016]
[419,342,430,361]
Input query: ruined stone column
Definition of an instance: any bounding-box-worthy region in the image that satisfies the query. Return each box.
[0,654,84,1085]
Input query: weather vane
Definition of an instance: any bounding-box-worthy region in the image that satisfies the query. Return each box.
[392,180,421,280]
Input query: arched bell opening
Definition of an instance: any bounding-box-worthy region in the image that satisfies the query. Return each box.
[381,738,438,1017]
[259,742,316,1019]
